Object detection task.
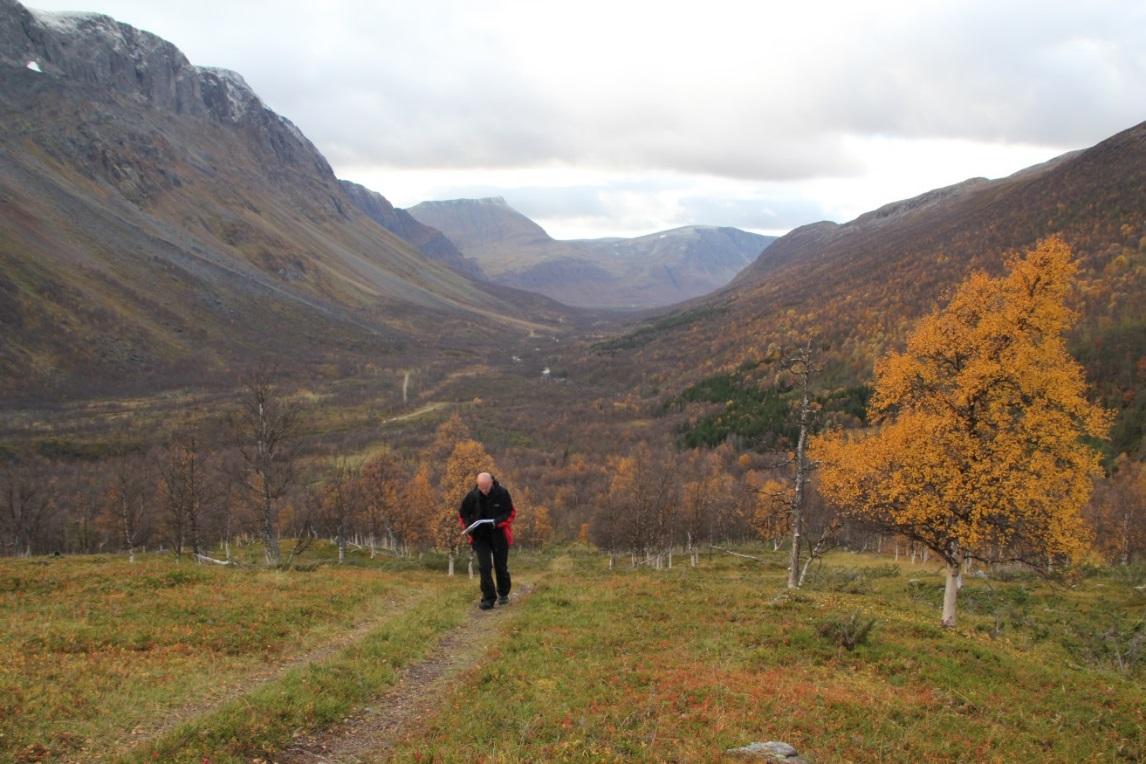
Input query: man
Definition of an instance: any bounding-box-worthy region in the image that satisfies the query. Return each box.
[458,472,516,610]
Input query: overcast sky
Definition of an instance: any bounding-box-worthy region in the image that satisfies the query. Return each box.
[27,0,1146,239]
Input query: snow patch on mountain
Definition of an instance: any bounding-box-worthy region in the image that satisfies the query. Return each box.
[29,9,103,34]
[200,66,257,122]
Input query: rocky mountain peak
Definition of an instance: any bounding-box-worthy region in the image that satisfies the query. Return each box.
[407,198,775,309]
[434,196,511,208]
[2,0,343,215]
[3,0,296,134]
[198,66,260,123]
[20,4,205,117]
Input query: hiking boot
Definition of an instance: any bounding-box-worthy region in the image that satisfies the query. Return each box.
[479,600,495,610]
[498,595,509,605]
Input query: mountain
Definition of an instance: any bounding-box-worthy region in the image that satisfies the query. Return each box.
[603,122,1146,458]
[0,0,573,397]
[407,197,775,309]
[409,197,550,259]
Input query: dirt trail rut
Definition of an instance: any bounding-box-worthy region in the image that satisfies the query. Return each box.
[275,585,531,763]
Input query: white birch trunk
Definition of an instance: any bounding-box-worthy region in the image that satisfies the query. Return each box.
[941,561,961,628]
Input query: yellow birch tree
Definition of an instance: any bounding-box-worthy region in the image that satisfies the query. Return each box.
[434,438,494,576]
[522,502,553,550]
[407,464,437,554]
[813,236,1111,627]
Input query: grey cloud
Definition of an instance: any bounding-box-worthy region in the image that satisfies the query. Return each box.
[35,0,1146,180]
[25,0,1146,237]
[812,2,1146,146]
[674,194,828,234]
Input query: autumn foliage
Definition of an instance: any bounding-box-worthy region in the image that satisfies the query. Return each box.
[814,236,1112,626]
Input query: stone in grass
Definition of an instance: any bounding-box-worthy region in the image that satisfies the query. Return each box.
[726,740,808,762]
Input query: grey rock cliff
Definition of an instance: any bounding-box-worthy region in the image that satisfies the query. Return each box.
[1,0,335,184]
[4,2,204,115]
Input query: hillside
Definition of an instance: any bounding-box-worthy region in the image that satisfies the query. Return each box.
[0,0,575,397]
[595,122,1146,458]
[408,197,775,309]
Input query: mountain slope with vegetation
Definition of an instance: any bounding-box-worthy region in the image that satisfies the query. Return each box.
[602,123,1146,460]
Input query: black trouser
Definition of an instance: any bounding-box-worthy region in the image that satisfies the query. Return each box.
[472,534,510,604]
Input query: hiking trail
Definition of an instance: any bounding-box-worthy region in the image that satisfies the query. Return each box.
[275,584,531,763]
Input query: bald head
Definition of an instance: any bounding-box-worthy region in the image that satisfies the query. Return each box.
[477,472,493,494]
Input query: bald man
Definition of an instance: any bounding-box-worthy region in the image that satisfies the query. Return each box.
[458,472,516,609]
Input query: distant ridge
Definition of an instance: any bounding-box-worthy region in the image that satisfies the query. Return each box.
[410,197,550,254]
[408,198,775,309]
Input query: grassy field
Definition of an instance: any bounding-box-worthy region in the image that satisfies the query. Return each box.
[2,545,1144,763]
[0,545,476,763]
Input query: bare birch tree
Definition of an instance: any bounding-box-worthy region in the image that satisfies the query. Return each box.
[0,451,56,557]
[227,367,302,567]
[106,451,151,563]
[357,449,408,556]
[319,459,359,563]
[157,422,218,562]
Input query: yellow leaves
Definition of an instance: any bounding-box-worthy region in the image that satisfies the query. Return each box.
[815,237,1110,566]
[751,479,791,538]
[517,502,553,548]
[415,415,499,555]
[759,479,789,497]
[868,236,1100,431]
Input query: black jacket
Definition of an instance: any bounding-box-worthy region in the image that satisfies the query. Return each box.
[458,479,516,545]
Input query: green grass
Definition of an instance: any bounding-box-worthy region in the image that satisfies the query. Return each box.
[393,551,1146,763]
[3,547,1144,763]
[120,584,474,763]
[0,546,473,763]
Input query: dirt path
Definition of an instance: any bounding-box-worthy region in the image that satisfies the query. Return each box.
[126,593,424,750]
[275,584,531,763]
[381,401,449,424]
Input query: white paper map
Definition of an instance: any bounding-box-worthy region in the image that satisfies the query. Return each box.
[461,518,495,534]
